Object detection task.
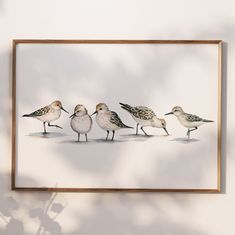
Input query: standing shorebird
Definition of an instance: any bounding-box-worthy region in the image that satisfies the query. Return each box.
[22,100,69,134]
[119,103,169,136]
[92,103,133,141]
[165,106,214,139]
[70,104,92,142]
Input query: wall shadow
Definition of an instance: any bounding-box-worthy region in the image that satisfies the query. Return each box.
[0,172,65,235]
[29,192,65,235]
[0,172,25,234]
[220,42,227,193]
[0,0,3,11]
[66,194,208,235]
[0,50,11,136]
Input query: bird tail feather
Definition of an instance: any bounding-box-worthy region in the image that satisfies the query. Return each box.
[22,114,31,117]
[203,119,214,122]
[119,102,133,113]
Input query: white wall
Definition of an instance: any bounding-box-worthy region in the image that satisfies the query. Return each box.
[0,0,234,234]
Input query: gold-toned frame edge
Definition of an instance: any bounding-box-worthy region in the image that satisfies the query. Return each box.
[12,39,222,193]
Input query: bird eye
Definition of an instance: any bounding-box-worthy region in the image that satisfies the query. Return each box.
[99,108,102,110]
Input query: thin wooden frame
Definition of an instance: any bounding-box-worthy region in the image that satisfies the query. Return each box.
[12,39,222,192]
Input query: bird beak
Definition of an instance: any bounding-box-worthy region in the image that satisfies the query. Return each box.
[163,127,169,135]
[91,111,97,116]
[69,113,76,118]
[61,107,69,114]
[165,112,173,116]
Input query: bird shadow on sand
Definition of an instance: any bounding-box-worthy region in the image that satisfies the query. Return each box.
[59,139,91,144]
[93,138,130,144]
[27,132,66,139]
[121,133,170,141]
[170,137,200,144]
[59,138,131,144]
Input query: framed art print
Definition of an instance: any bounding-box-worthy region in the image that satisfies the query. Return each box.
[12,40,222,192]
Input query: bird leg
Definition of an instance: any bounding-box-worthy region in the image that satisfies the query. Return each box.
[136,123,139,135]
[187,129,190,138]
[111,130,115,141]
[48,122,63,129]
[43,122,47,134]
[85,133,88,142]
[187,127,198,139]
[78,133,80,142]
[106,130,109,141]
[141,126,148,136]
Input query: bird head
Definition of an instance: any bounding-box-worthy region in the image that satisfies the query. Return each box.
[51,100,69,113]
[70,104,87,118]
[152,117,169,135]
[165,106,184,117]
[92,103,109,115]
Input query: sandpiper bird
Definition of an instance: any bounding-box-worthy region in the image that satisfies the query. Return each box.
[70,104,92,142]
[119,103,169,136]
[92,103,133,141]
[165,106,214,138]
[22,100,69,134]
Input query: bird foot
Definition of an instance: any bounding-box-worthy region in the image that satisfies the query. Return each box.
[51,125,63,129]
[186,131,190,139]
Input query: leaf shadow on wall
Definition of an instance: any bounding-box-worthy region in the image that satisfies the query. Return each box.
[0,173,65,235]
[0,173,25,234]
[29,192,66,235]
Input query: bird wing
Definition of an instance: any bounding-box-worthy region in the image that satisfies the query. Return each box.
[133,106,156,120]
[28,106,50,117]
[184,113,203,122]
[110,111,127,128]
